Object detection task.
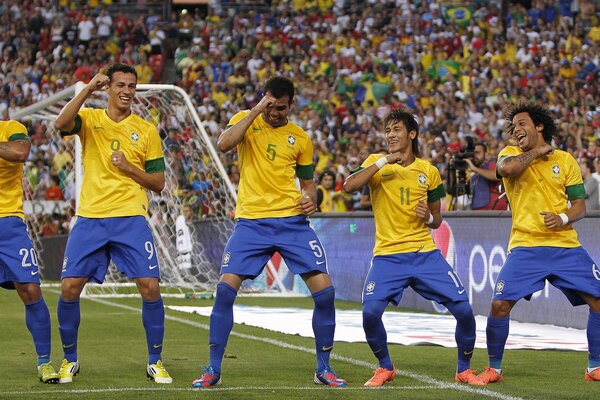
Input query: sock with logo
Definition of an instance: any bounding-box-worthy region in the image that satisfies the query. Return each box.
[588,310,600,369]
[25,297,52,366]
[446,300,476,373]
[363,299,393,370]
[209,282,237,374]
[486,315,510,370]
[312,286,336,372]
[142,297,165,365]
[57,297,80,362]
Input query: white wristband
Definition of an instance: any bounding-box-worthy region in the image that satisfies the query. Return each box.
[558,213,569,226]
[375,157,389,170]
[425,214,434,225]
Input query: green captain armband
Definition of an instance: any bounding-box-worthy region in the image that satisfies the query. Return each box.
[566,183,585,200]
[145,158,166,173]
[296,164,314,180]
[427,184,446,202]
[59,115,82,136]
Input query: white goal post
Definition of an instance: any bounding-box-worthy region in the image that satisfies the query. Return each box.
[14,83,287,296]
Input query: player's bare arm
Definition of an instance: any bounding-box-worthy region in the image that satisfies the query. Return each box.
[0,139,31,163]
[55,74,109,133]
[217,94,276,152]
[111,151,165,193]
[416,199,442,229]
[497,143,553,178]
[540,198,586,229]
[298,179,318,216]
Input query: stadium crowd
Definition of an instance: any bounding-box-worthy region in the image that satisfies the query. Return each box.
[1,0,600,230]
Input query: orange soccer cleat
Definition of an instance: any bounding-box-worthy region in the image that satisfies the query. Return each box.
[364,367,396,387]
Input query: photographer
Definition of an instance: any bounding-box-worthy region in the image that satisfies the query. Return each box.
[465,143,507,210]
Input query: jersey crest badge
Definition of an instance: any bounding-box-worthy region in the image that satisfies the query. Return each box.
[287,135,296,145]
[365,281,376,295]
[495,280,505,294]
[551,163,560,175]
[222,252,231,266]
[418,174,426,184]
[131,132,140,142]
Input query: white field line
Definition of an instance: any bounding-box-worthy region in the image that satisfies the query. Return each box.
[38,294,524,400]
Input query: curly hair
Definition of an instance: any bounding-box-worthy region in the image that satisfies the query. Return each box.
[505,101,557,144]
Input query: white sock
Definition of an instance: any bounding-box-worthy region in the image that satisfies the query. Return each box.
[587,366,600,373]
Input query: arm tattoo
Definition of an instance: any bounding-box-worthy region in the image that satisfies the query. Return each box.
[516,150,538,170]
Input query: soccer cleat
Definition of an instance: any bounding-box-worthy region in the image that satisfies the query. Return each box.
[585,367,600,381]
[455,368,486,386]
[477,367,503,384]
[37,362,59,384]
[147,360,173,384]
[364,366,396,387]
[192,366,222,388]
[314,368,347,387]
[58,359,80,383]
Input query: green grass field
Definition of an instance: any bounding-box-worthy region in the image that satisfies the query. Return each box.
[0,287,597,400]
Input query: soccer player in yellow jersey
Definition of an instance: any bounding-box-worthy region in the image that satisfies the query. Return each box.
[192,76,346,388]
[344,110,484,387]
[477,102,600,384]
[0,120,59,383]
[54,63,172,384]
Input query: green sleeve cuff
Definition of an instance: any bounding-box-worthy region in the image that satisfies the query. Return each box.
[296,164,314,180]
[350,166,363,175]
[60,115,82,136]
[427,183,446,202]
[8,133,29,141]
[566,183,586,200]
[145,157,166,173]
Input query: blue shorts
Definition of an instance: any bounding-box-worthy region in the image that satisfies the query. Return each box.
[492,246,600,306]
[62,216,161,283]
[220,216,328,279]
[0,217,41,289]
[362,250,469,305]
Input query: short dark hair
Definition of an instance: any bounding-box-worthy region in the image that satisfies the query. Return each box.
[505,101,556,144]
[383,109,420,155]
[264,76,294,102]
[475,142,487,152]
[105,63,138,81]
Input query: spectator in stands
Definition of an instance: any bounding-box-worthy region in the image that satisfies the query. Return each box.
[580,158,599,211]
[44,176,63,201]
[465,142,508,210]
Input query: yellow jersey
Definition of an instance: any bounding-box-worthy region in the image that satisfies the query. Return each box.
[498,146,585,250]
[63,108,165,218]
[227,110,314,219]
[0,121,29,219]
[317,184,333,212]
[362,154,446,256]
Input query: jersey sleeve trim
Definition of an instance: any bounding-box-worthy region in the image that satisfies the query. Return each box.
[427,183,446,202]
[296,163,314,180]
[145,157,166,173]
[566,183,586,200]
[60,115,82,136]
[8,133,29,141]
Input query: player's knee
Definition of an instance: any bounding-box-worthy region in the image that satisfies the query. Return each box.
[447,300,475,323]
[490,300,512,317]
[362,300,385,327]
[60,278,85,300]
[15,283,42,304]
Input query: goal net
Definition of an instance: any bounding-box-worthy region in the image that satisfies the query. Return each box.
[14,84,247,296]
